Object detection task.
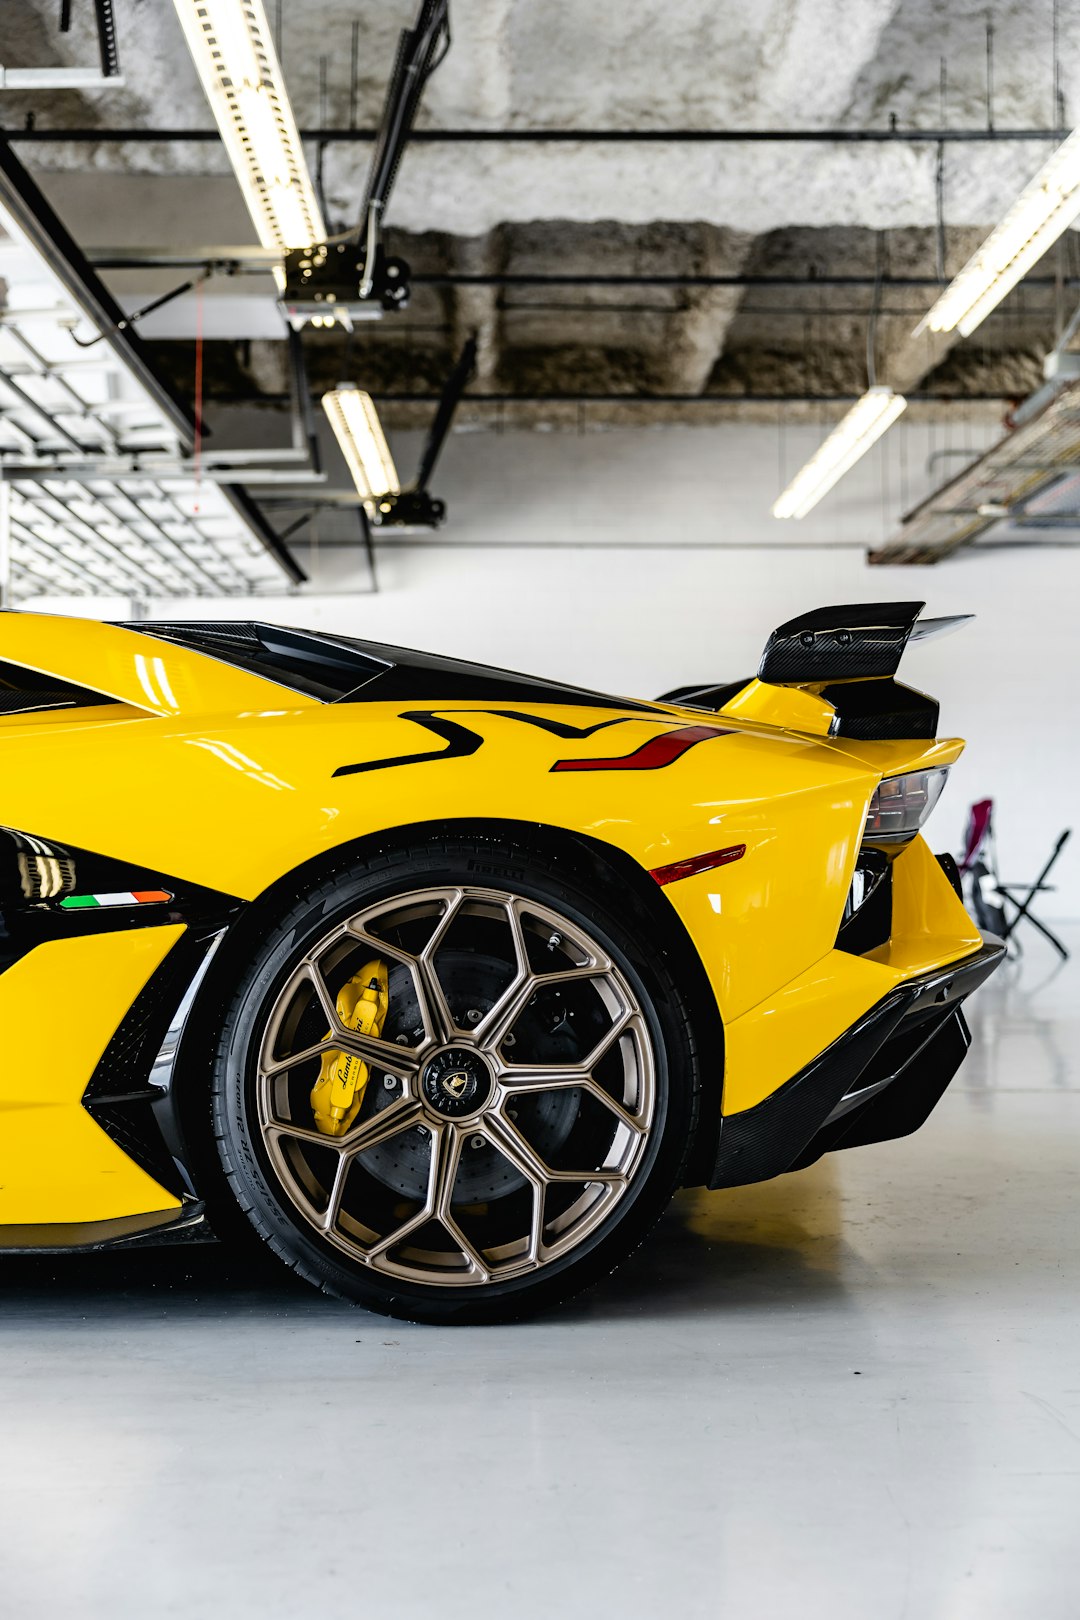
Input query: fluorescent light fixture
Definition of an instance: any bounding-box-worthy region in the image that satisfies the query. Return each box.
[322,388,401,511]
[772,388,907,520]
[916,128,1080,337]
[172,0,325,273]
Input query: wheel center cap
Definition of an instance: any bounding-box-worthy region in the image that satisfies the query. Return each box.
[421,1046,494,1119]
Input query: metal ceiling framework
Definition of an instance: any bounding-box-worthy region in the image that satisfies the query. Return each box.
[0,138,303,602]
[77,240,1080,294]
[7,13,1080,572]
[0,0,121,91]
[872,376,1080,563]
[5,475,287,598]
[8,125,1076,146]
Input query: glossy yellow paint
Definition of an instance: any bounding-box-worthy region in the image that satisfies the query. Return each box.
[721,833,983,1114]
[718,675,943,749]
[0,700,887,1028]
[719,678,837,737]
[818,734,966,776]
[866,834,982,973]
[0,702,142,733]
[722,949,889,1115]
[0,926,184,1224]
[0,610,315,717]
[0,615,983,1221]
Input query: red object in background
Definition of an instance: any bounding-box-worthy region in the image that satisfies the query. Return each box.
[960,798,994,872]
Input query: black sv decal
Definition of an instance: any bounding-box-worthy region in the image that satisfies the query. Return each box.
[484,710,637,740]
[332,712,485,777]
[332,707,656,778]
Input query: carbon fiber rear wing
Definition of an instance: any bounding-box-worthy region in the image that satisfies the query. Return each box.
[659,603,973,742]
[758,602,971,683]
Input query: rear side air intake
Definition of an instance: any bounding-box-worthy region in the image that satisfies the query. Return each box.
[0,656,118,719]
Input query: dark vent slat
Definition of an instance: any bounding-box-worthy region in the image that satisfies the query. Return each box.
[0,691,78,717]
[0,658,118,718]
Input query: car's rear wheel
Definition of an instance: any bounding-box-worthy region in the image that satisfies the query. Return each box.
[210,836,698,1322]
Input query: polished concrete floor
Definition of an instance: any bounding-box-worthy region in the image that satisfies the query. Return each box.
[0,932,1076,1619]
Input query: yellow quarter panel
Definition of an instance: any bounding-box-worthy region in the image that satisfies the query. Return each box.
[0,705,882,1034]
[652,755,871,1022]
[721,833,984,1113]
[0,927,184,1225]
[722,949,893,1114]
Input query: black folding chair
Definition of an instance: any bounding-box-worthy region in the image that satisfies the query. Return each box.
[996,829,1072,960]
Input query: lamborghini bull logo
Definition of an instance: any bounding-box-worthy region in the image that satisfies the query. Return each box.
[442,1072,470,1099]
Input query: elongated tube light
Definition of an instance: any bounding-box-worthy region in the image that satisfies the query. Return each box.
[772,388,907,520]
[916,128,1080,338]
[323,388,401,511]
[173,0,325,271]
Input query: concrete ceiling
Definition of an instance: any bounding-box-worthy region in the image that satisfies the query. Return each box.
[3,0,1080,425]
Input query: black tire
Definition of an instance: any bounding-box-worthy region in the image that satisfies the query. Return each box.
[209,833,700,1324]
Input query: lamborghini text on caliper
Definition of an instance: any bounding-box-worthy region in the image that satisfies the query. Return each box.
[310,959,389,1136]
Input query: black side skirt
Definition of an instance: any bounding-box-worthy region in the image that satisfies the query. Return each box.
[709,939,1004,1189]
[0,1201,211,1255]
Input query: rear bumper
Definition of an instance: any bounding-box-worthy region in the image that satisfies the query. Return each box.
[708,937,1004,1189]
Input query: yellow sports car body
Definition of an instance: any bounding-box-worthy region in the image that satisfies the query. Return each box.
[0,602,1001,1320]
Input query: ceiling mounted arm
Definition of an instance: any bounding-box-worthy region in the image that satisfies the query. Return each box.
[282,0,449,323]
[414,335,477,493]
[369,335,475,527]
[324,339,474,531]
[356,0,450,294]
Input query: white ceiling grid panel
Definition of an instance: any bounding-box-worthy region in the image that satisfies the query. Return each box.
[0,181,293,600]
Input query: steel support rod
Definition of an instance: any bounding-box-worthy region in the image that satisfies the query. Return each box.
[78,253,1080,291]
[361,389,1017,404]
[0,480,11,608]
[5,125,1073,144]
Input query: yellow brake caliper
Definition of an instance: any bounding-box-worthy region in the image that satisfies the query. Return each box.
[310,959,389,1137]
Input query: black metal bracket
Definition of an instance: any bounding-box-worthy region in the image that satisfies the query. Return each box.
[369,488,446,529]
[414,334,477,493]
[281,242,410,325]
[286,325,321,475]
[357,503,380,589]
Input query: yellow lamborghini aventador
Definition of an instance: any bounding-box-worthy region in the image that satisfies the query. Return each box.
[0,601,1001,1321]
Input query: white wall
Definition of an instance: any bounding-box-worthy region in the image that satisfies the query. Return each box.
[37,420,1080,915]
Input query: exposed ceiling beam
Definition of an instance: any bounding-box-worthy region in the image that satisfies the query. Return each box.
[81,249,1080,291]
[250,390,1017,405]
[7,126,1074,145]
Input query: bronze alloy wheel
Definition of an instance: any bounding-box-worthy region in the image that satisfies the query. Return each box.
[210,835,699,1322]
[254,885,657,1287]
